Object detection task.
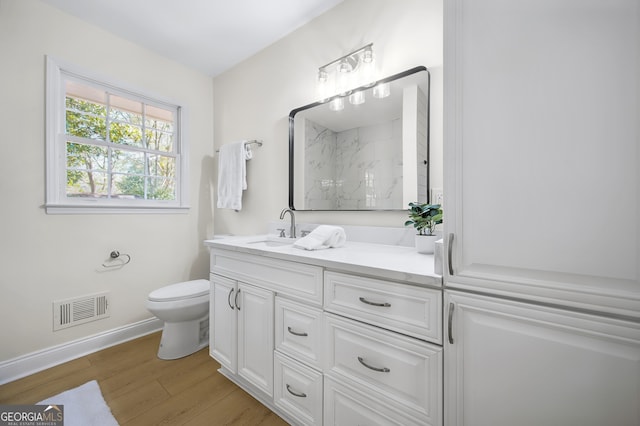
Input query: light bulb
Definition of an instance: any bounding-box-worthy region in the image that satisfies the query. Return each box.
[362,46,373,63]
[373,82,390,99]
[329,97,344,111]
[337,59,352,73]
[349,91,365,105]
[318,68,328,83]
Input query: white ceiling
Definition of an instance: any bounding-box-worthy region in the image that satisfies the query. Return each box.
[41,0,344,76]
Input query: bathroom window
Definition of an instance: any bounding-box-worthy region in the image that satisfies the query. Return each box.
[45,56,188,213]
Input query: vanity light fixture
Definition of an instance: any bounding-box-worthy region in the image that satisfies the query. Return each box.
[317,43,376,102]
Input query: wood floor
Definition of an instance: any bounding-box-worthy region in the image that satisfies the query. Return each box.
[0,332,288,425]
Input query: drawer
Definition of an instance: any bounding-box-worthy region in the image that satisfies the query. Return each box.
[324,271,442,343]
[324,313,442,425]
[324,376,428,426]
[274,352,323,426]
[275,297,323,370]
[211,249,323,306]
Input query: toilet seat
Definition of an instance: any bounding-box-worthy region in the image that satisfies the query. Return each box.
[148,279,209,302]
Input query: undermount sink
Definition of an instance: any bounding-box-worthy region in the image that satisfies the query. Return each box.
[247,235,296,248]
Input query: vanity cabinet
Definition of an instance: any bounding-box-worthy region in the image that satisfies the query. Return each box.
[208,242,443,426]
[445,291,640,426]
[209,247,325,424]
[210,274,274,397]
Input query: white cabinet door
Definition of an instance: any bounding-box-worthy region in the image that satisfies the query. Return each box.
[443,0,640,318]
[210,274,237,372]
[444,291,640,426]
[237,282,274,397]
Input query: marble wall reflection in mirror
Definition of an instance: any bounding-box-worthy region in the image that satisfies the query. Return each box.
[289,66,430,211]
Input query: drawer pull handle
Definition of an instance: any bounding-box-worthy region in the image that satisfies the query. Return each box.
[227,288,234,310]
[234,288,241,311]
[286,384,307,398]
[359,297,391,308]
[287,326,308,337]
[357,356,390,373]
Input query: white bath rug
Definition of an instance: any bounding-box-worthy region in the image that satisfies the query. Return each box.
[38,380,119,426]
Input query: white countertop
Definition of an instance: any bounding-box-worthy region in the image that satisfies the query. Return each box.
[205,235,442,288]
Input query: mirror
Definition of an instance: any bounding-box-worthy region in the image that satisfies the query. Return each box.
[289,66,430,211]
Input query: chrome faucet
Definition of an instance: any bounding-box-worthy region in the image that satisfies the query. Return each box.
[279,208,296,238]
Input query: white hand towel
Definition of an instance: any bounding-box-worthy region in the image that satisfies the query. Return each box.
[294,225,347,251]
[217,141,251,210]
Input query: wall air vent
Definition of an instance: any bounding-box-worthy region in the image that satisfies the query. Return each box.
[53,292,110,331]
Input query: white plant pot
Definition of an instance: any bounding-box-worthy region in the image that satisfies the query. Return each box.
[415,234,439,254]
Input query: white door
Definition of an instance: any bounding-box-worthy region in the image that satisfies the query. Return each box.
[210,274,237,372]
[443,0,640,318]
[237,282,274,397]
[445,290,640,426]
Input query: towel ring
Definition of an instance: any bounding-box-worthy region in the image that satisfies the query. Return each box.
[102,251,131,268]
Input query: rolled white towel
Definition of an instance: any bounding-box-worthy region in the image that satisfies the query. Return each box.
[294,225,346,251]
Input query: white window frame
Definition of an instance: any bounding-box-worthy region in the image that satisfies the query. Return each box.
[45,56,189,214]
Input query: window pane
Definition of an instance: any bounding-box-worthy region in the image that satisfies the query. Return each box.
[109,95,142,125]
[147,176,176,200]
[148,154,176,179]
[112,149,144,174]
[145,128,173,152]
[66,171,108,198]
[110,122,143,147]
[66,142,107,172]
[112,173,145,199]
[146,118,174,133]
[66,80,106,106]
[66,141,108,198]
[66,98,106,140]
[146,104,174,127]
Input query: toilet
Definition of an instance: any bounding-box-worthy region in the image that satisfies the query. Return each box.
[146,279,210,360]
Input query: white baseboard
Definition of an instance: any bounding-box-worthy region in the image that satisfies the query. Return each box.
[0,318,163,385]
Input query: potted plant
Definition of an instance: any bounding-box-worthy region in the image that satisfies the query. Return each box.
[405,202,443,254]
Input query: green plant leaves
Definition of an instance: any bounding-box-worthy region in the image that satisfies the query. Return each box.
[404,202,443,234]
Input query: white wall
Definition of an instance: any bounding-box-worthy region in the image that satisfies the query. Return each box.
[213,0,443,235]
[0,0,214,362]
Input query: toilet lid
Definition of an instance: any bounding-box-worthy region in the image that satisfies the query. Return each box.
[148,279,209,302]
